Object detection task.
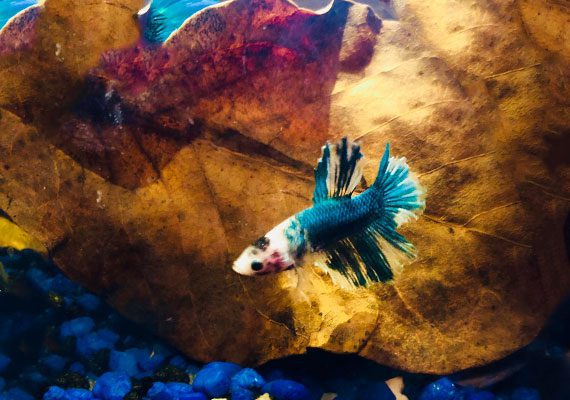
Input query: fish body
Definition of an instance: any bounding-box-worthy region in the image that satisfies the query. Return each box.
[233,137,425,287]
[296,189,376,248]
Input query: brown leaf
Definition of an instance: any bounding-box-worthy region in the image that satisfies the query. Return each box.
[0,0,569,373]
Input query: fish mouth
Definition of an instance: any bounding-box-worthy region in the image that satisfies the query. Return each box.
[232,262,253,276]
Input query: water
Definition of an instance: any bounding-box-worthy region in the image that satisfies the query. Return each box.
[1,0,569,399]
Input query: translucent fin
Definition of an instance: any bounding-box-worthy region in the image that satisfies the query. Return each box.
[373,143,426,227]
[316,144,425,288]
[316,222,410,287]
[313,137,364,204]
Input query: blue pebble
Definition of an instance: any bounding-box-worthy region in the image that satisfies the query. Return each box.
[192,362,242,398]
[109,350,139,377]
[146,382,197,400]
[98,328,120,344]
[25,268,52,293]
[262,380,311,400]
[511,388,540,400]
[125,348,165,373]
[40,354,68,373]
[60,317,95,339]
[50,274,79,295]
[231,368,266,399]
[64,389,95,400]
[44,386,66,400]
[419,378,459,400]
[139,352,165,372]
[20,371,48,390]
[150,344,173,358]
[185,363,201,375]
[0,354,11,372]
[2,388,34,400]
[166,382,194,400]
[70,362,86,375]
[76,329,119,357]
[232,368,266,390]
[230,387,257,400]
[76,293,101,312]
[181,394,206,400]
[169,356,188,369]
[93,372,132,400]
[147,382,172,400]
[357,381,396,400]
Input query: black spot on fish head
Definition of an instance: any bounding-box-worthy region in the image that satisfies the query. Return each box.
[253,236,270,251]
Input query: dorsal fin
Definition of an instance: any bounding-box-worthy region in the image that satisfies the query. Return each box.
[312,137,364,204]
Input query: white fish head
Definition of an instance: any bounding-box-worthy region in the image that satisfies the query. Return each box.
[232,219,297,276]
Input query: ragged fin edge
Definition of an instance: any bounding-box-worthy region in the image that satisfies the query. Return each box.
[315,143,425,288]
[376,145,426,227]
[312,137,364,204]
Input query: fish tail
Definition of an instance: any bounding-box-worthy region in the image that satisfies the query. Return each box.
[365,143,425,272]
[317,143,425,287]
[372,143,425,227]
[138,1,168,44]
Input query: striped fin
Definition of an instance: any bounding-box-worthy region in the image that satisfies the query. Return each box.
[312,137,364,204]
[373,144,425,227]
[316,144,425,288]
[316,221,413,288]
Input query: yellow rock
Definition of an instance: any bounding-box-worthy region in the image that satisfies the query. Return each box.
[386,377,408,400]
[0,217,46,255]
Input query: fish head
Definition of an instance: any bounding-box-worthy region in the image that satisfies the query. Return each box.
[232,219,297,276]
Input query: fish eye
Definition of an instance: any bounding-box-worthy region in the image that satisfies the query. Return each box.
[251,261,263,271]
[253,236,270,251]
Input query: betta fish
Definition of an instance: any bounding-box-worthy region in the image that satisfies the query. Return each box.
[136,0,219,44]
[232,137,425,287]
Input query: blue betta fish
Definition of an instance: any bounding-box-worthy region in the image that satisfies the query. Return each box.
[137,0,219,44]
[233,137,426,287]
[0,0,38,30]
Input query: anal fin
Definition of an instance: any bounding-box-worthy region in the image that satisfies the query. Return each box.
[315,219,416,288]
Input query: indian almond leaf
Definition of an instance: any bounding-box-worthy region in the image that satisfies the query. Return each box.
[0,0,569,375]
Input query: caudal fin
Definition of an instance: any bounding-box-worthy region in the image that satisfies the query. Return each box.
[316,143,425,288]
[373,143,425,228]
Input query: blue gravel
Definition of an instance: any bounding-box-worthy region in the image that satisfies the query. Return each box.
[263,380,311,400]
[93,372,132,400]
[192,362,242,398]
[61,317,96,339]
